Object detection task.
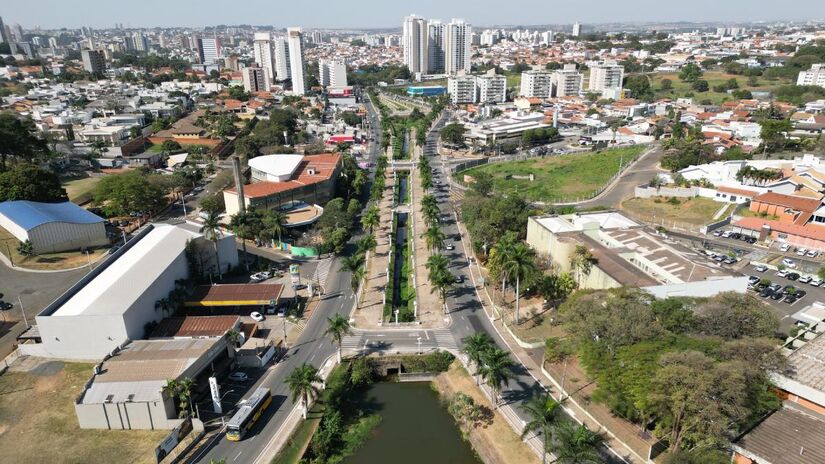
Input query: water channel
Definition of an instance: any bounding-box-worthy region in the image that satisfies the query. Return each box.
[390,212,408,308]
[343,382,481,464]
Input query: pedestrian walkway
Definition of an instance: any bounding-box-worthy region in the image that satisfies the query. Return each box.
[340,328,459,354]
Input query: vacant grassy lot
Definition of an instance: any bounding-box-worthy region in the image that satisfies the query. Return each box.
[62,175,102,204]
[621,196,723,226]
[462,145,645,202]
[0,362,166,464]
[0,225,109,271]
[650,71,791,104]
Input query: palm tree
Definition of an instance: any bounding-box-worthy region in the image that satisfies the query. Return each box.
[351,169,367,198]
[357,234,377,254]
[324,314,352,363]
[426,254,453,313]
[461,333,494,385]
[422,204,440,227]
[286,363,322,419]
[502,243,537,325]
[200,211,224,280]
[522,392,564,464]
[361,205,380,233]
[553,422,604,464]
[569,245,597,288]
[229,210,263,271]
[261,210,287,246]
[226,328,242,348]
[422,226,446,253]
[489,233,518,300]
[341,254,365,303]
[478,348,514,408]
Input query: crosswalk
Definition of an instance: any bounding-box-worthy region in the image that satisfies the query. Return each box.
[311,257,334,291]
[341,328,459,354]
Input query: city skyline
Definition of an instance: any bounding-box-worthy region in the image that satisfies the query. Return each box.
[4,0,825,30]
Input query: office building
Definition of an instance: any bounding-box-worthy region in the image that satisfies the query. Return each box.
[589,61,624,93]
[476,70,507,103]
[540,30,554,45]
[286,27,306,95]
[480,29,499,46]
[520,70,553,98]
[196,37,221,65]
[243,67,266,92]
[798,64,825,89]
[572,22,581,37]
[403,15,428,75]
[444,19,472,74]
[11,23,24,42]
[0,16,6,43]
[427,20,445,74]
[131,32,149,53]
[318,59,347,87]
[81,49,105,75]
[253,32,276,86]
[10,42,35,59]
[447,74,478,104]
[552,64,583,97]
[273,37,291,81]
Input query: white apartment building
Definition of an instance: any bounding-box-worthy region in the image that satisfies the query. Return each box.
[798,64,825,88]
[273,37,291,81]
[520,70,553,98]
[319,59,347,87]
[402,15,429,74]
[477,71,507,103]
[447,75,478,104]
[81,49,105,75]
[572,22,581,37]
[480,29,499,46]
[540,31,554,45]
[197,37,220,65]
[286,27,306,95]
[242,67,266,93]
[552,64,583,97]
[444,19,472,75]
[589,61,624,93]
[253,32,276,86]
[427,20,446,74]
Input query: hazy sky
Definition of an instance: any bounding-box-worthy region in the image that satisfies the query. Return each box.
[4,0,825,29]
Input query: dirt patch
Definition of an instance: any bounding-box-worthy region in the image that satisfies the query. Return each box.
[433,362,540,464]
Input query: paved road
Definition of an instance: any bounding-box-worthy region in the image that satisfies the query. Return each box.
[578,145,665,209]
[191,95,385,464]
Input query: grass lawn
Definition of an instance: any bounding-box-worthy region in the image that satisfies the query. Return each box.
[461,145,645,202]
[272,404,323,464]
[621,196,723,227]
[505,73,521,90]
[62,175,102,204]
[0,362,166,464]
[146,144,167,153]
[650,71,791,104]
[737,208,779,221]
[0,225,110,271]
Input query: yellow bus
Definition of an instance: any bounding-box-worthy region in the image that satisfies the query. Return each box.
[226,387,272,441]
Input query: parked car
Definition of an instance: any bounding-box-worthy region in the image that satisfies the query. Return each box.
[796,248,808,256]
[811,278,824,287]
[250,271,272,283]
[783,295,798,304]
[759,288,774,298]
[807,250,819,258]
[228,371,248,382]
[787,273,800,281]
[795,290,808,299]
[782,258,797,268]
[770,291,785,301]
[250,311,264,322]
[754,264,768,272]
[799,275,813,284]
[776,269,789,278]
[747,275,760,285]
[780,243,791,252]
[713,230,723,237]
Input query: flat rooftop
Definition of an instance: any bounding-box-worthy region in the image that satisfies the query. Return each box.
[783,331,825,393]
[249,154,305,180]
[82,338,218,404]
[533,212,639,234]
[50,224,201,317]
[184,283,284,307]
[733,402,825,464]
[150,315,239,338]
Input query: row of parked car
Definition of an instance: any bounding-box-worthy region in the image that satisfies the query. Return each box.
[712,229,758,244]
[779,243,821,258]
[750,277,808,304]
[705,251,740,265]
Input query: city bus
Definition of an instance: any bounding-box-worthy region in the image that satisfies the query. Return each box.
[226,387,272,441]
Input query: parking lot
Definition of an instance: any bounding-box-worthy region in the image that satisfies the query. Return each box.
[746,262,825,333]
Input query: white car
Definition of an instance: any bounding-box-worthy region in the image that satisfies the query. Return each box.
[780,243,791,252]
[796,248,808,256]
[811,278,824,287]
[445,243,455,250]
[777,269,789,278]
[799,275,813,284]
[782,258,797,268]
[228,371,248,382]
[250,311,264,322]
[807,250,819,258]
[250,271,272,283]
[754,264,768,272]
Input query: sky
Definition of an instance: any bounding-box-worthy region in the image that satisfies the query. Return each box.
[4,0,825,30]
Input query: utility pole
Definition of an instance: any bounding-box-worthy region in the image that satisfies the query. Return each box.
[18,296,28,328]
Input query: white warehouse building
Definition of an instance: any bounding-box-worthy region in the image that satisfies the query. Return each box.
[27,223,239,361]
[0,200,108,254]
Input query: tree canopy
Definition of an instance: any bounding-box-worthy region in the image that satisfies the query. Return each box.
[93,169,165,216]
[0,163,66,202]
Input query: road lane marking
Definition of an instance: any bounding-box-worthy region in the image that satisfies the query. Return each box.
[234,451,243,461]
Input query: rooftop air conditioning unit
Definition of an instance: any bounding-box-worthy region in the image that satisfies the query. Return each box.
[307,167,316,176]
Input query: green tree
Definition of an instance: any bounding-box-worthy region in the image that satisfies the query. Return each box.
[759,119,792,154]
[361,204,380,233]
[569,245,597,287]
[16,239,33,257]
[422,225,446,252]
[260,209,287,245]
[440,123,466,146]
[554,422,604,464]
[324,314,352,363]
[478,348,514,408]
[357,234,377,254]
[0,163,66,202]
[426,253,453,312]
[502,243,537,324]
[285,363,322,419]
[229,210,264,270]
[692,79,709,92]
[461,333,494,385]
[0,112,48,169]
[678,63,703,82]
[470,170,494,196]
[448,392,485,432]
[660,78,673,91]
[93,170,164,216]
[199,211,224,280]
[521,392,564,464]
[692,292,778,339]
[199,193,225,216]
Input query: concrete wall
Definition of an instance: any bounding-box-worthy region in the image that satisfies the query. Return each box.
[643,276,749,299]
[0,212,29,243]
[29,221,109,254]
[634,185,717,200]
[75,398,180,430]
[36,314,131,361]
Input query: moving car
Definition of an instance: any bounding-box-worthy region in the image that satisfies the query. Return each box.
[228,371,248,382]
[250,312,264,322]
[444,243,455,250]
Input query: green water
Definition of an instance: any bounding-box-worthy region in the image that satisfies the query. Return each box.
[344,381,482,464]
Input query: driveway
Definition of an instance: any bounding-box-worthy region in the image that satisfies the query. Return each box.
[578,145,666,209]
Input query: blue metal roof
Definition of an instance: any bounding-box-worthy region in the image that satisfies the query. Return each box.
[0,200,103,231]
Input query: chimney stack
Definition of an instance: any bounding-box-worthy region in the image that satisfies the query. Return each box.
[232,156,246,214]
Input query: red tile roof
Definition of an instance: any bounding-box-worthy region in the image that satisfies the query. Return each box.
[753,192,822,213]
[717,186,759,198]
[736,217,825,242]
[150,316,239,338]
[226,153,342,199]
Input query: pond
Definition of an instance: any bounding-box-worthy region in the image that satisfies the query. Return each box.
[343,381,481,464]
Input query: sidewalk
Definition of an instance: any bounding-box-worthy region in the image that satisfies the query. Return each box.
[453,205,650,464]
